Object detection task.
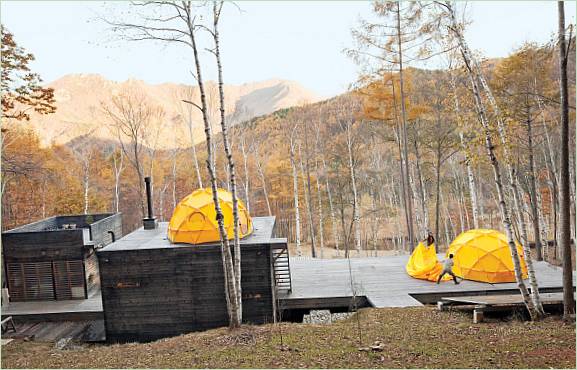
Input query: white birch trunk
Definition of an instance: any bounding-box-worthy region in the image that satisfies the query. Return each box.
[345,120,361,256]
[83,158,90,215]
[467,18,530,249]
[240,137,251,212]
[450,69,480,229]
[454,170,465,234]
[371,191,378,257]
[254,146,272,216]
[213,1,242,324]
[395,2,415,250]
[183,1,239,327]
[536,179,550,261]
[289,130,302,256]
[460,133,480,229]
[112,150,124,213]
[445,1,539,319]
[321,156,340,256]
[186,108,203,189]
[441,193,452,247]
[315,161,325,258]
[413,136,429,234]
[409,164,423,237]
[299,144,316,257]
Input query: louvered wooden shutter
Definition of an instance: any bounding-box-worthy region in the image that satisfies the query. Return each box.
[6,262,54,301]
[53,260,85,300]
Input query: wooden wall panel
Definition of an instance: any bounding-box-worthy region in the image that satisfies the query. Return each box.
[98,243,276,342]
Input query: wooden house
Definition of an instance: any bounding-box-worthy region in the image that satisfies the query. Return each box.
[97,216,290,343]
[2,214,122,302]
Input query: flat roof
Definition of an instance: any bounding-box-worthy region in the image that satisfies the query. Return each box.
[3,213,117,234]
[99,216,285,252]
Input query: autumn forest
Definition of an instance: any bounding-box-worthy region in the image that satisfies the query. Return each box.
[3,3,575,263]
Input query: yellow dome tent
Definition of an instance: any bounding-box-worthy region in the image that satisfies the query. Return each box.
[168,188,253,244]
[447,229,528,283]
[406,242,451,282]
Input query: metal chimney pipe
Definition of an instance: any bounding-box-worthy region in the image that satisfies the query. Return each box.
[144,177,153,219]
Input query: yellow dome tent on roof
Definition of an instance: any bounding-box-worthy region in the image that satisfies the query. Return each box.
[167,188,253,244]
[447,229,528,283]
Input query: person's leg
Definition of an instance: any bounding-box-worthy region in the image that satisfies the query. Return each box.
[437,271,446,284]
[450,272,459,284]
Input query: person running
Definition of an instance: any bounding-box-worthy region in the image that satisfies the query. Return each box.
[437,254,460,284]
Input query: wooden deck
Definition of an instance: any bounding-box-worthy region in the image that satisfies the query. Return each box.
[1,320,105,342]
[1,292,103,321]
[1,254,570,334]
[280,255,571,309]
[441,292,565,306]
[438,292,570,323]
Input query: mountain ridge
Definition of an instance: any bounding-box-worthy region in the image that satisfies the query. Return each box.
[28,73,322,149]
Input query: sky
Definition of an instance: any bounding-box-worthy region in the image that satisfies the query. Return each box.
[1,1,575,98]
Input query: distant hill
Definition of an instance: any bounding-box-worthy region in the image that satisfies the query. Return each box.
[27,74,321,149]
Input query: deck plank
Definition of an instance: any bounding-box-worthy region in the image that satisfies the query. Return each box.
[281,256,570,308]
[442,292,565,306]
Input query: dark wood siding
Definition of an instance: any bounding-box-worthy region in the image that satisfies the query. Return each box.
[98,243,276,342]
[90,215,123,247]
[2,213,122,302]
[2,230,85,262]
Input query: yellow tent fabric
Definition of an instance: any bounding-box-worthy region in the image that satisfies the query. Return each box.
[447,229,528,283]
[167,188,253,244]
[406,243,451,282]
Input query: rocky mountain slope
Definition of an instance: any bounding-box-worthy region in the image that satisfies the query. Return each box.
[28,74,321,149]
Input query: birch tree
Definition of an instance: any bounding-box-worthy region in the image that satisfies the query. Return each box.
[298,142,316,257]
[438,0,541,320]
[289,124,302,256]
[177,87,203,188]
[314,109,340,255]
[419,75,459,244]
[105,0,243,328]
[109,147,124,213]
[348,1,453,250]
[253,143,272,216]
[452,15,531,249]
[239,133,253,212]
[302,120,317,257]
[103,91,154,219]
[208,0,243,324]
[66,123,97,215]
[340,118,361,256]
[448,67,480,228]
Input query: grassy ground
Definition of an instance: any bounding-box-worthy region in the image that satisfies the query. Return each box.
[1,307,575,369]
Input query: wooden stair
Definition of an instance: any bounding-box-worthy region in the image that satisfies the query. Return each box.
[271,244,292,294]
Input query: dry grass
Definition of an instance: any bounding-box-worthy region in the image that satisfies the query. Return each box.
[1,307,575,369]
